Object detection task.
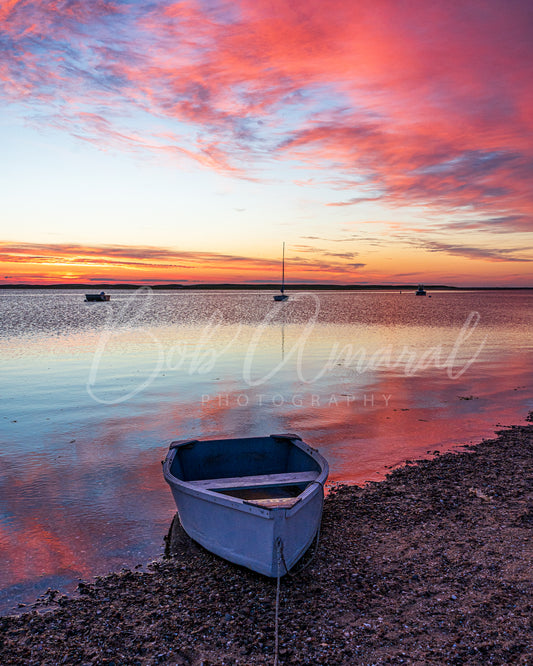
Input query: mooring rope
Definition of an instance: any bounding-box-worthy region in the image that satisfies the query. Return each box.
[274,537,282,666]
[273,480,325,664]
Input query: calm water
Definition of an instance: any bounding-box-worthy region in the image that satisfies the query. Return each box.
[1,288,532,613]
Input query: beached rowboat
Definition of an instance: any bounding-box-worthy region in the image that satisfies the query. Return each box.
[162,434,328,577]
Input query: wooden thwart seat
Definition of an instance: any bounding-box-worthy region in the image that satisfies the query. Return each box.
[244,496,302,509]
[187,470,318,491]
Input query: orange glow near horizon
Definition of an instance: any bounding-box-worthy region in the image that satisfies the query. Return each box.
[0,243,529,286]
[0,241,531,287]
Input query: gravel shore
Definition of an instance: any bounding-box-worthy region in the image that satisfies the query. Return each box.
[2,416,532,665]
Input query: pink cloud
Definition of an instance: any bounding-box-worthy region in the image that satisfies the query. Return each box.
[1,1,533,227]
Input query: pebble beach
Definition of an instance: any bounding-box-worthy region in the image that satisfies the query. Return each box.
[2,414,532,665]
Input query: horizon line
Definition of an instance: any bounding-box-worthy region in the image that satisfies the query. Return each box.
[1,282,532,291]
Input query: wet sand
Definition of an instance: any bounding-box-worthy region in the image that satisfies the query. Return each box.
[2,414,532,665]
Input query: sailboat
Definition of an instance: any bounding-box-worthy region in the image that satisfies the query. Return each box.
[273,242,289,301]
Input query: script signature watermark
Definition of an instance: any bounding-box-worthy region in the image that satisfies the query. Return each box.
[87,288,488,404]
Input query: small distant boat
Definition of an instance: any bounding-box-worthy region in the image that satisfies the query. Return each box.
[85,291,110,302]
[415,284,426,296]
[274,242,289,302]
[162,434,328,577]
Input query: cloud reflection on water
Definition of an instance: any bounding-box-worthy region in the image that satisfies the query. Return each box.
[0,289,531,612]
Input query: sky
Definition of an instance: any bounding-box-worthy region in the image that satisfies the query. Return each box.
[0,0,532,286]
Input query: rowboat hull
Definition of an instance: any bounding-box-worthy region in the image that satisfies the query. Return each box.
[162,434,328,577]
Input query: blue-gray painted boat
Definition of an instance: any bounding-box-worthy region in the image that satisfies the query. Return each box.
[162,434,328,577]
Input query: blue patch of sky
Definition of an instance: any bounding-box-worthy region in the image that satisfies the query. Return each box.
[413,150,519,177]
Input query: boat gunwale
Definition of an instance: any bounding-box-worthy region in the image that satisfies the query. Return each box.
[162,435,328,519]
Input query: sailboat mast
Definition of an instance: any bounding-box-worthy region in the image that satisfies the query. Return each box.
[273,242,289,301]
[281,241,285,293]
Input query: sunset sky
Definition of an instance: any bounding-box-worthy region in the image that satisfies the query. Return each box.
[1,0,532,286]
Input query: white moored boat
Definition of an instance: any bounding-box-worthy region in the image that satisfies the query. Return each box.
[274,242,289,301]
[85,291,110,301]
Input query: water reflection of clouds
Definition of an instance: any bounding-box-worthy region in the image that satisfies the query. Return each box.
[83,315,492,404]
[0,440,174,606]
[0,290,531,612]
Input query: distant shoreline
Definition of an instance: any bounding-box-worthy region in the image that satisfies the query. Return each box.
[1,283,532,291]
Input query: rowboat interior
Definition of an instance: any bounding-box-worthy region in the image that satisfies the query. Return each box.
[170,436,322,509]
